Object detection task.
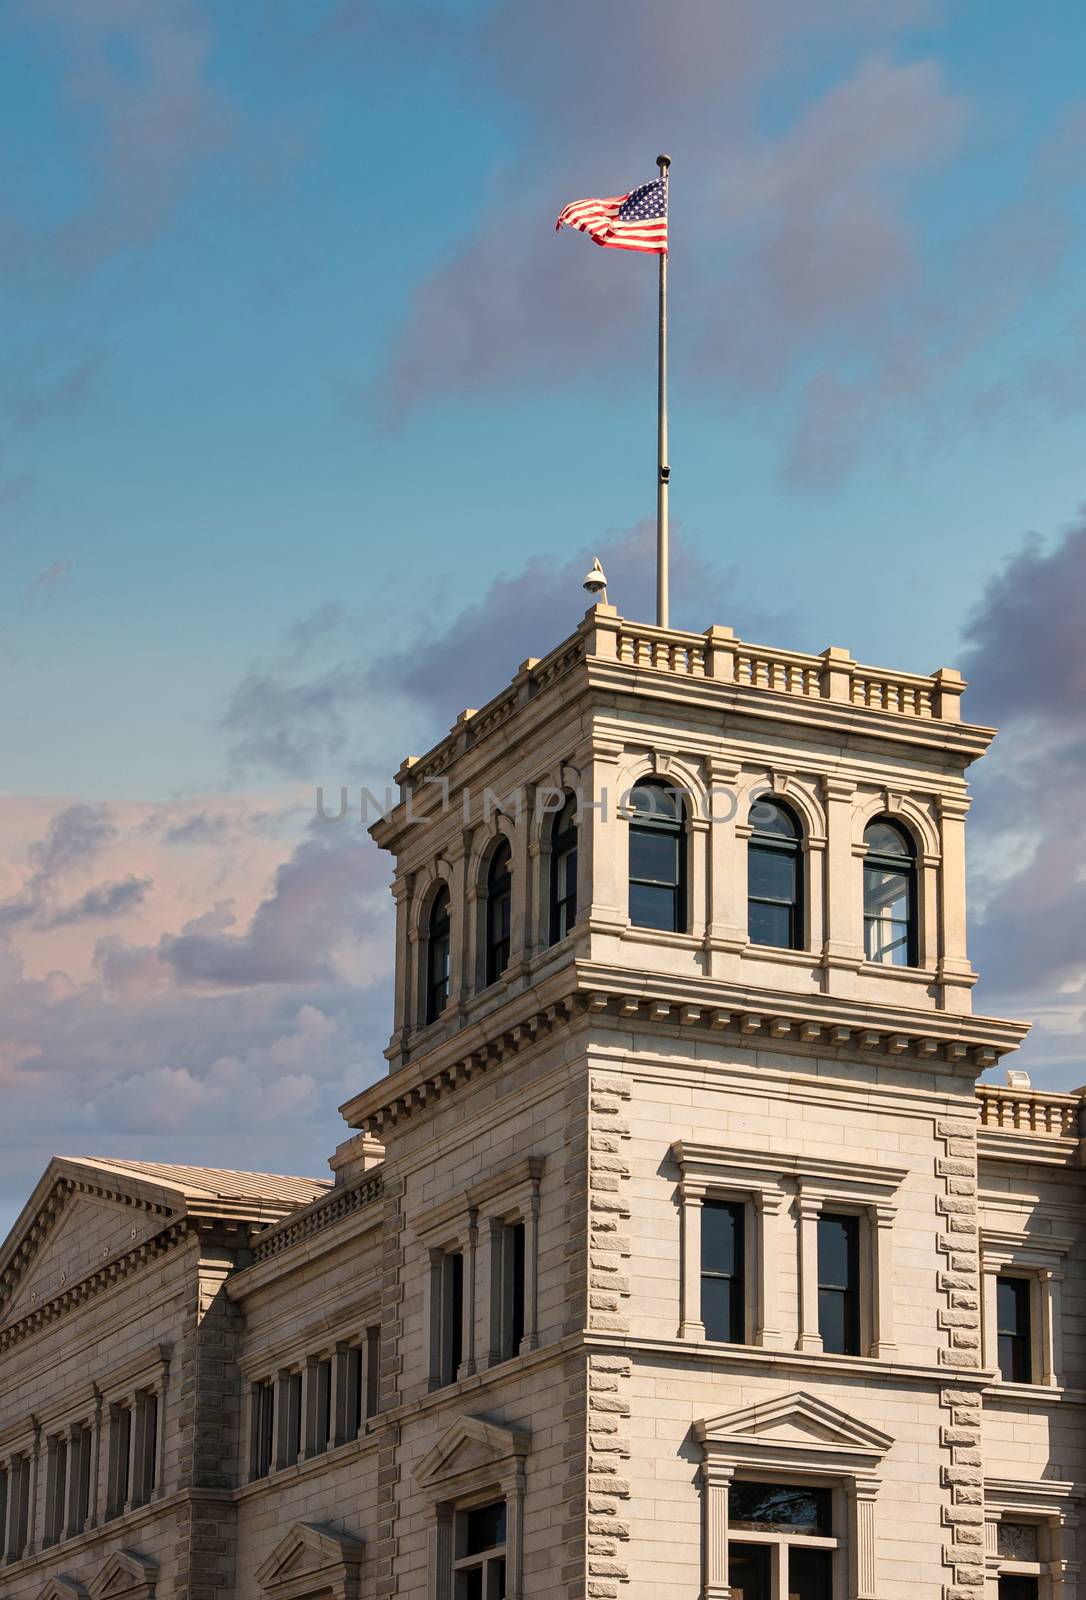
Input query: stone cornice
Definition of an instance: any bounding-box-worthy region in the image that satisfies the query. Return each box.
[371,609,993,849]
[339,962,1029,1139]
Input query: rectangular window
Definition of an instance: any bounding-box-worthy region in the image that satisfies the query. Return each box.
[998,1581,1039,1600]
[131,1390,158,1506]
[502,1221,526,1361]
[113,1404,132,1515]
[349,1344,365,1436]
[729,1483,837,1600]
[11,1456,30,1558]
[45,1434,68,1545]
[997,1276,1034,1382]
[253,1380,275,1478]
[315,1358,332,1452]
[729,1483,832,1535]
[441,1251,465,1386]
[76,1425,93,1530]
[365,1325,381,1419]
[818,1214,860,1356]
[286,1371,303,1465]
[454,1500,507,1600]
[701,1199,746,1344]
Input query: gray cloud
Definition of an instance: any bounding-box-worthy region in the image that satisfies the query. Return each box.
[28,803,117,883]
[0,803,125,930]
[962,514,1086,1074]
[163,812,234,848]
[159,827,387,987]
[220,521,795,781]
[372,5,963,428]
[47,875,152,928]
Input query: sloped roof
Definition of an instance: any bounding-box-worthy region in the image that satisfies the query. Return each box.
[0,1155,329,1321]
[67,1158,329,1209]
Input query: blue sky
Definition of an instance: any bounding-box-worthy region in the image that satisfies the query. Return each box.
[1,0,1085,1231]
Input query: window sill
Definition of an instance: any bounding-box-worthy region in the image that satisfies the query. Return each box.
[740,943,817,967]
[859,960,937,984]
[985,1378,1062,1402]
[620,925,700,949]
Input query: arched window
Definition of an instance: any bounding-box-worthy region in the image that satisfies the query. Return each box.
[485,840,513,985]
[549,794,578,945]
[747,797,803,950]
[426,885,451,1024]
[863,818,917,967]
[628,780,686,933]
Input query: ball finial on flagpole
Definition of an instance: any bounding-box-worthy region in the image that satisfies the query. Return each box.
[657,153,671,171]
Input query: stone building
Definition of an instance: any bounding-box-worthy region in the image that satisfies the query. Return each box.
[1,603,1082,1600]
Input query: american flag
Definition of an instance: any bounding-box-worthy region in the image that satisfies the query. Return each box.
[555,178,668,255]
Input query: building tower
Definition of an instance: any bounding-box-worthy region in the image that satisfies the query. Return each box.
[331,601,1067,1600]
[2,603,1081,1600]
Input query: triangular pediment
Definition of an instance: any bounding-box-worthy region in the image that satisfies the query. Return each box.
[38,1579,88,1600]
[0,1160,185,1324]
[87,1551,157,1600]
[255,1523,365,1597]
[4,1194,168,1324]
[697,1391,893,1459]
[415,1415,530,1489]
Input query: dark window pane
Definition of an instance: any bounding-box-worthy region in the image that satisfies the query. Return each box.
[997,1276,1033,1382]
[702,1201,739,1276]
[750,798,799,838]
[465,1502,507,1554]
[818,1289,848,1356]
[728,1542,772,1600]
[630,829,680,884]
[997,1277,1030,1337]
[789,1546,834,1600]
[749,900,793,949]
[509,1222,526,1353]
[749,846,797,902]
[730,1483,832,1536]
[629,881,678,931]
[288,1372,302,1462]
[818,1215,859,1355]
[865,820,912,856]
[365,1326,381,1419]
[456,1571,483,1600]
[490,1556,507,1600]
[630,783,680,821]
[443,1252,464,1384]
[701,1276,739,1343]
[998,1580,1039,1600]
[818,1217,852,1289]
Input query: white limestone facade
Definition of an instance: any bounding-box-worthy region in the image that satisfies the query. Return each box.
[1,605,1081,1600]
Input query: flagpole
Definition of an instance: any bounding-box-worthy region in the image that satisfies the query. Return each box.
[656,153,670,629]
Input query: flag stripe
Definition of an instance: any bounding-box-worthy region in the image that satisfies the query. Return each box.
[555,177,668,255]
